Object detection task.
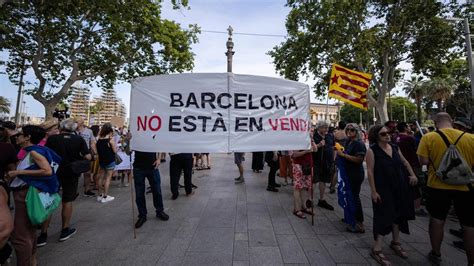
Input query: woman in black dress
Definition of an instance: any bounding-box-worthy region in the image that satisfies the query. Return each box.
[366,125,418,265]
[251,152,264,173]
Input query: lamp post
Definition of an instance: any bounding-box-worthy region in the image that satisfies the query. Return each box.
[225,26,234,73]
[446,17,474,99]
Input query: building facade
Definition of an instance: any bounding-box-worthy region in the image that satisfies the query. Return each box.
[90,87,127,126]
[69,85,91,120]
[309,103,340,126]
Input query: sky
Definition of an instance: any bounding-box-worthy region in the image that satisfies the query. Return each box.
[1,0,304,118]
[0,0,410,119]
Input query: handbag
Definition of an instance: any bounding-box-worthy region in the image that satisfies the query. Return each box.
[115,154,123,165]
[26,186,61,225]
[70,159,91,175]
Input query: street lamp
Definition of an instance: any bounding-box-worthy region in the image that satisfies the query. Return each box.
[446,17,474,99]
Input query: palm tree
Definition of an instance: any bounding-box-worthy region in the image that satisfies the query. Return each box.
[403,76,425,122]
[0,96,10,114]
[424,77,456,112]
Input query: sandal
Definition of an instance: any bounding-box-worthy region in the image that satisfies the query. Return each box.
[301,208,314,216]
[390,241,408,259]
[293,210,306,219]
[371,249,391,266]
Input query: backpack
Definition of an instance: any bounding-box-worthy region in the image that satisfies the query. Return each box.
[434,130,474,185]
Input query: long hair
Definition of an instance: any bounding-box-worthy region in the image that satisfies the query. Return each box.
[99,123,113,138]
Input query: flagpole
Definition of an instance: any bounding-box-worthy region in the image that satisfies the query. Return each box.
[325,92,329,123]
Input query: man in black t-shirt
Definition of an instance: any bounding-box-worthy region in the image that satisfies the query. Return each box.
[312,122,335,211]
[41,119,91,245]
[133,151,169,228]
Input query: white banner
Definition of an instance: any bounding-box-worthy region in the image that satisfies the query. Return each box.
[130,73,310,153]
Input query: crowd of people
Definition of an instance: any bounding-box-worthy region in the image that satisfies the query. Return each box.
[0,112,473,265]
[243,113,473,266]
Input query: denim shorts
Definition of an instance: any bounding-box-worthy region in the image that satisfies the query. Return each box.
[100,161,116,170]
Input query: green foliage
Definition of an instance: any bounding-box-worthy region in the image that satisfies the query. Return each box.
[403,75,425,122]
[0,0,199,118]
[0,96,10,114]
[441,59,472,119]
[340,104,369,125]
[389,96,417,122]
[269,0,466,123]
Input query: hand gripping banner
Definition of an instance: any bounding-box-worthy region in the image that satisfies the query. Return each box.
[130,73,311,153]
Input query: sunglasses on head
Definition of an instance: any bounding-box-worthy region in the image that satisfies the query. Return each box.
[379,132,390,137]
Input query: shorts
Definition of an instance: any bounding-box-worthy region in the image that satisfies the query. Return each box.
[292,164,312,190]
[57,168,79,202]
[234,152,245,165]
[100,161,116,170]
[426,187,474,227]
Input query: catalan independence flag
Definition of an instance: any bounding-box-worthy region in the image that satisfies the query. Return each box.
[329,63,372,110]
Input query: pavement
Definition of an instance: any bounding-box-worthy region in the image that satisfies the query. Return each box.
[31,153,467,265]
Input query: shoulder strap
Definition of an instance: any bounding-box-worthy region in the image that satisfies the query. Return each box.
[453,132,466,146]
[435,130,451,148]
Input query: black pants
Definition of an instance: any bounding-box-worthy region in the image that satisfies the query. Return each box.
[349,174,364,223]
[170,153,193,196]
[267,160,279,188]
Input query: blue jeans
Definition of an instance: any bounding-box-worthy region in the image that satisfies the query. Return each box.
[133,168,164,218]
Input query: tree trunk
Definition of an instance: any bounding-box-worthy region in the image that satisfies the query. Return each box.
[44,101,59,121]
[416,103,422,123]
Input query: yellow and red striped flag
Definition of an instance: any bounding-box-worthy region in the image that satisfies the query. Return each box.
[328,63,372,110]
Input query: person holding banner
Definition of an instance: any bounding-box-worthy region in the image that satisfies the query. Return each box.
[366,125,417,265]
[335,123,366,233]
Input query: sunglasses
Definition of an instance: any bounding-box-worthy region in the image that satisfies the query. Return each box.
[346,128,356,132]
[379,132,390,137]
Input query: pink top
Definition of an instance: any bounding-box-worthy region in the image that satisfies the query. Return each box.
[17,138,47,160]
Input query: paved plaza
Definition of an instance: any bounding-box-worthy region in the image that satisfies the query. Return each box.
[35,153,466,265]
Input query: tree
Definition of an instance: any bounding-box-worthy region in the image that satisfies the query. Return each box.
[389,96,417,122]
[441,59,472,119]
[269,1,466,124]
[423,77,456,112]
[0,96,10,114]
[403,76,426,122]
[0,0,198,119]
[340,104,369,125]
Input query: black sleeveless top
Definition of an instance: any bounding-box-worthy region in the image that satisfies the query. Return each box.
[97,139,115,165]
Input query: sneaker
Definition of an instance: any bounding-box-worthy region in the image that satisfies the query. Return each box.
[415,208,428,217]
[234,177,245,184]
[234,176,242,181]
[156,211,169,221]
[453,240,465,250]
[37,233,47,247]
[83,190,95,197]
[96,194,103,202]
[317,200,334,211]
[427,250,441,265]
[59,227,77,242]
[101,195,115,203]
[171,194,179,200]
[274,183,281,188]
[449,228,463,239]
[266,187,279,192]
[123,183,129,187]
